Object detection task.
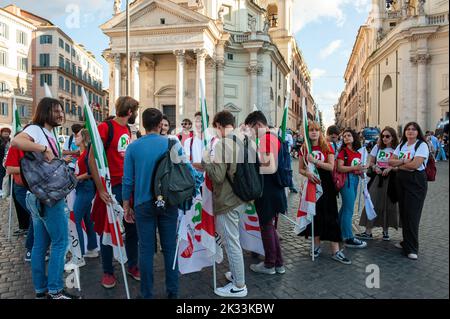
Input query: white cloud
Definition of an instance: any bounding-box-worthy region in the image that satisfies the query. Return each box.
[320,40,342,59]
[310,68,327,79]
[292,0,372,32]
[0,0,111,23]
[314,91,342,128]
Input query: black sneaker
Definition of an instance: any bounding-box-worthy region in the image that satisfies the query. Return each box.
[24,250,31,262]
[355,232,373,240]
[35,292,48,299]
[345,238,368,248]
[382,232,390,241]
[331,250,352,265]
[309,247,321,258]
[48,290,82,299]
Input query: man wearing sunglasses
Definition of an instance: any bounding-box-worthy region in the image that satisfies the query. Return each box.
[177,119,193,147]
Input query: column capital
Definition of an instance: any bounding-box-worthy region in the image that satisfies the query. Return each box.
[113,53,121,64]
[410,53,431,64]
[247,64,259,75]
[195,48,208,60]
[206,59,216,69]
[174,49,185,57]
[131,52,141,62]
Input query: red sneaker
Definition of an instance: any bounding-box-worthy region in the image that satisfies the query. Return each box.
[127,266,141,281]
[101,273,116,289]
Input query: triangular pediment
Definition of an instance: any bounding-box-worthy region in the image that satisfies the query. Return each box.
[101,0,211,30]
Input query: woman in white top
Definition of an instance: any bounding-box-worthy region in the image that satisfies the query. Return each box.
[389,122,429,260]
[357,127,400,241]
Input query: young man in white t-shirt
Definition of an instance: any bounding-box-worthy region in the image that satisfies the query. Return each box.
[12,97,80,299]
[184,112,205,171]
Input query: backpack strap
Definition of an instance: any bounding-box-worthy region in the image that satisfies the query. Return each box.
[85,143,91,176]
[68,134,74,150]
[189,135,194,162]
[105,120,114,151]
[39,126,59,158]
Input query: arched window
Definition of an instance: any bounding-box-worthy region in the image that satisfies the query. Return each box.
[382,75,392,91]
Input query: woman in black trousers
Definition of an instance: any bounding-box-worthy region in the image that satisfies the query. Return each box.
[389,122,429,260]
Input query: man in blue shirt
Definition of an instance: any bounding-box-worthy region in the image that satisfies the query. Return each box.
[122,108,182,299]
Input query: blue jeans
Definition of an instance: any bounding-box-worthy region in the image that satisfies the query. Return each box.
[339,173,360,241]
[26,193,68,294]
[74,180,97,256]
[100,184,138,274]
[14,183,34,251]
[436,146,447,161]
[134,201,178,299]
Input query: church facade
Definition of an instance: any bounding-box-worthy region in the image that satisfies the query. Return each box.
[101,0,312,133]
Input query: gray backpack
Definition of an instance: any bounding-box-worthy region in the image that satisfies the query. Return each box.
[152,138,195,207]
[20,126,77,210]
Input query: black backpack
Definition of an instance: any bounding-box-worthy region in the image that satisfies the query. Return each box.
[152,138,195,207]
[225,135,263,202]
[104,120,131,151]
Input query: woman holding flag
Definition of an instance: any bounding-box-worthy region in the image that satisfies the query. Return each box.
[337,129,368,249]
[357,127,400,241]
[298,121,351,264]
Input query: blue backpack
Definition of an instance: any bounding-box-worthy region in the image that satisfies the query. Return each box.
[274,132,293,188]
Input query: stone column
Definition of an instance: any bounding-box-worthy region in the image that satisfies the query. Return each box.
[195,49,207,109]
[246,48,259,113]
[113,54,121,115]
[131,52,140,101]
[174,50,185,117]
[216,59,225,110]
[412,53,431,129]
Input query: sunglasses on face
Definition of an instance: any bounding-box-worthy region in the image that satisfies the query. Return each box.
[181,122,191,126]
[382,134,392,138]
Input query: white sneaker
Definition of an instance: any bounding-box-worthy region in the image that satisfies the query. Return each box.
[250,261,276,275]
[84,249,99,258]
[407,253,418,260]
[64,256,86,272]
[215,282,247,298]
[394,242,403,249]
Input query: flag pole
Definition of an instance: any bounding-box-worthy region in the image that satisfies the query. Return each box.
[172,213,183,270]
[108,202,130,299]
[212,257,217,293]
[311,216,315,262]
[7,176,13,241]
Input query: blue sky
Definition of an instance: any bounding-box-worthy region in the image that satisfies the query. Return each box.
[2,0,372,127]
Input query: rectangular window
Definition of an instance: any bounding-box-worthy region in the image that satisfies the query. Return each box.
[65,102,70,114]
[0,102,8,116]
[223,5,232,21]
[71,82,76,94]
[78,67,82,79]
[39,54,50,67]
[19,105,29,118]
[0,51,8,66]
[65,59,70,72]
[78,85,82,96]
[18,57,28,72]
[40,74,52,86]
[65,43,70,53]
[0,22,8,39]
[59,55,64,68]
[59,38,64,48]
[71,103,76,115]
[59,76,64,89]
[227,53,233,60]
[40,35,52,44]
[16,30,27,45]
[65,79,70,92]
[72,63,76,76]
[270,62,273,82]
[72,48,76,57]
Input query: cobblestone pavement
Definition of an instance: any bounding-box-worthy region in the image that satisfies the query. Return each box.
[0,161,448,299]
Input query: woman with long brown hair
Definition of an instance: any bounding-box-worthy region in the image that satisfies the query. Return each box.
[357,126,400,241]
[298,121,351,264]
[389,122,429,260]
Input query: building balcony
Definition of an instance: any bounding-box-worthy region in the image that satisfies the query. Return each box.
[427,13,449,25]
[230,32,271,44]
